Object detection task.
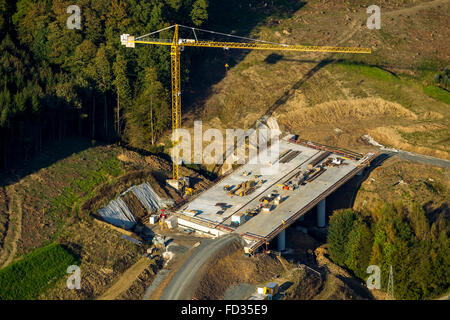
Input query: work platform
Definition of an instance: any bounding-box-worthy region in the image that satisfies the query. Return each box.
[175,134,376,253]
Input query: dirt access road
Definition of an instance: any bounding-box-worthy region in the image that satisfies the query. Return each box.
[161,234,242,300]
[98,257,152,300]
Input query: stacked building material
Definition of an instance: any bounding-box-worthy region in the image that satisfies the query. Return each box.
[308,152,331,168]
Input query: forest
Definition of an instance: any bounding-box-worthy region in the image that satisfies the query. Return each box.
[327,203,449,299]
[0,0,276,169]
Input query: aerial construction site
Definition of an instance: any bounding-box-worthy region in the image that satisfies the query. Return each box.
[0,0,448,306]
[175,134,376,254]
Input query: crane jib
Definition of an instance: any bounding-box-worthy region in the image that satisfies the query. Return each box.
[121,26,372,181]
[131,40,371,54]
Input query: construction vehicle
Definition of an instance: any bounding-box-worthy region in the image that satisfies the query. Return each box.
[246,207,260,218]
[263,282,279,296]
[259,192,279,204]
[183,187,195,197]
[277,183,295,191]
[223,184,233,192]
[121,25,371,183]
[231,212,247,226]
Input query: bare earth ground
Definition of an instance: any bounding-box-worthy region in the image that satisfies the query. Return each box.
[0,186,22,268]
[1,0,449,300]
[184,0,449,161]
[0,138,211,299]
[188,230,376,300]
[192,240,285,300]
[98,257,154,300]
[353,157,449,214]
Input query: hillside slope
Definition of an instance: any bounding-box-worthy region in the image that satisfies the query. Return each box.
[184,0,449,159]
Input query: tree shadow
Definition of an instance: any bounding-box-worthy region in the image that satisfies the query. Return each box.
[183,0,307,114]
[262,58,335,117]
[0,137,96,188]
[423,201,449,224]
[60,243,82,262]
[326,153,393,216]
[335,274,375,300]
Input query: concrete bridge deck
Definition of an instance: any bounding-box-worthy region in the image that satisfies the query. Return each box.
[175,135,376,253]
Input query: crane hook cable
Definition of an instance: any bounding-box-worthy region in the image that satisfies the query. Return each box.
[135,25,176,40]
[177,24,285,46]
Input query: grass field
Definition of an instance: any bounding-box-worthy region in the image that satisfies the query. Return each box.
[8,142,125,255]
[0,242,80,299]
[334,61,400,83]
[423,86,450,105]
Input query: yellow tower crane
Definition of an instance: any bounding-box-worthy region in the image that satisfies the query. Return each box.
[121,24,371,183]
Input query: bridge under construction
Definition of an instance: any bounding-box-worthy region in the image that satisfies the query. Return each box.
[174,134,376,254]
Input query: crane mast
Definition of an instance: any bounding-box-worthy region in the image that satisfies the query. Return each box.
[121,24,371,183]
[170,25,182,181]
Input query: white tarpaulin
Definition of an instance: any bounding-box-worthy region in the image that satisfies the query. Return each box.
[98,197,136,230]
[98,182,173,230]
[130,183,165,212]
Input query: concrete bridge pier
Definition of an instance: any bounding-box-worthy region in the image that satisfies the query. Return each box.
[317,198,326,228]
[277,229,286,251]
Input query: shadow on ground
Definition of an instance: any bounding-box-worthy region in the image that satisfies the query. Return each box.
[184,1,307,114]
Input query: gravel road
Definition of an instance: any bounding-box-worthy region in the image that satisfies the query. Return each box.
[161,234,242,300]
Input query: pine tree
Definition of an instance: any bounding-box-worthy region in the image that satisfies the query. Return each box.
[113,53,131,138]
[327,209,358,266]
